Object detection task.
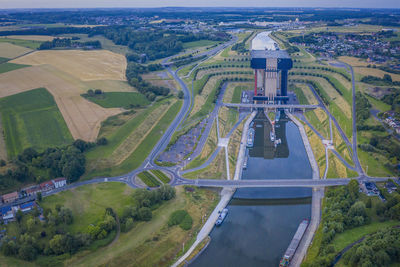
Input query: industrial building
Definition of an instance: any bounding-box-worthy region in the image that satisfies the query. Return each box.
[250,31,293,104]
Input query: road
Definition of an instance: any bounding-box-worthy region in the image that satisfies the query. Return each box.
[170,176,391,188]
[338,61,364,175]
[223,103,319,109]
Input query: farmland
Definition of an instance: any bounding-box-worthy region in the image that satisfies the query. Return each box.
[12,50,127,81]
[83,92,150,108]
[0,48,135,141]
[0,88,73,157]
[0,42,32,58]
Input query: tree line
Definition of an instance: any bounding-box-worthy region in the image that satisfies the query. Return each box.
[39,38,101,50]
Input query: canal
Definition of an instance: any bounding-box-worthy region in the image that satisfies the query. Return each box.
[191,110,313,267]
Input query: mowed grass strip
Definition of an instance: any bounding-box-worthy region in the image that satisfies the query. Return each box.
[150,169,171,183]
[82,92,150,108]
[138,171,161,187]
[0,88,73,157]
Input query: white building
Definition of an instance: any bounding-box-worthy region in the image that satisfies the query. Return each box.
[52,178,67,188]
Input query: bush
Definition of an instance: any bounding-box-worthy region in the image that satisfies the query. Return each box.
[168,210,193,230]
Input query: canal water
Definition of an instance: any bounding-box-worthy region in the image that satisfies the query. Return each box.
[191,110,312,267]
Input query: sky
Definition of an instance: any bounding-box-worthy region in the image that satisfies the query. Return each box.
[0,0,399,9]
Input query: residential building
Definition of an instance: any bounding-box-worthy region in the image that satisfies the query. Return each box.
[52,178,67,188]
[2,192,18,203]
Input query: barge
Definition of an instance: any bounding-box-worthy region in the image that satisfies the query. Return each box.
[279,219,309,267]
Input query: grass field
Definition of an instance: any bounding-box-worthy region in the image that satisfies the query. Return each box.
[85,100,182,178]
[304,124,326,178]
[0,37,42,49]
[63,187,219,267]
[0,88,73,157]
[41,182,135,233]
[0,42,32,58]
[182,40,220,49]
[0,62,29,74]
[137,171,161,187]
[83,92,149,108]
[150,169,171,183]
[183,149,227,179]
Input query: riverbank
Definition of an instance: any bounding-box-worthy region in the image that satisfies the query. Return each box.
[286,111,323,267]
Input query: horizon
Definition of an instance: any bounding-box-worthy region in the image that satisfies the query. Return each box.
[1,0,399,9]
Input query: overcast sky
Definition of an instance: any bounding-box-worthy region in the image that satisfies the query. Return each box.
[1,0,399,9]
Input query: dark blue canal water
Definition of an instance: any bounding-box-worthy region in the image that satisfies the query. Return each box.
[190,111,312,267]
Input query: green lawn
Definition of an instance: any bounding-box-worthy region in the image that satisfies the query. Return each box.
[85,100,182,178]
[137,171,161,187]
[0,62,29,74]
[150,169,171,183]
[0,38,42,49]
[82,92,150,108]
[232,86,249,103]
[331,221,399,253]
[0,88,73,157]
[182,40,219,49]
[41,182,135,233]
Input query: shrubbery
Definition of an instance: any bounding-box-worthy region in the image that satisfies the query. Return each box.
[168,210,193,230]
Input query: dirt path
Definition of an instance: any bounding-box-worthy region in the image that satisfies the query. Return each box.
[108,214,121,247]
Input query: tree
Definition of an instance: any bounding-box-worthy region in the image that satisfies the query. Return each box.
[0,159,6,166]
[177,90,184,99]
[96,137,108,146]
[37,192,42,202]
[18,244,37,261]
[49,234,66,255]
[137,207,152,221]
[16,210,23,223]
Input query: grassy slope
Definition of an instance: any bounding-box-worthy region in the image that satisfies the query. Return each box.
[182,40,220,49]
[85,100,182,178]
[41,182,135,233]
[82,92,150,108]
[0,88,73,157]
[64,187,219,267]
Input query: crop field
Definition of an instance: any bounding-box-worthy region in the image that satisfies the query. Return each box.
[84,80,137,93]
[353,67,400,82]
[338,56,372,67]
[137,171,161,187]
[83,92,149,108]
[12,49,127,81]
[0,88,73,157]
[0,65,122,141]
[0,42,32,58]
[0,62,29,74]
[0,35,56,41]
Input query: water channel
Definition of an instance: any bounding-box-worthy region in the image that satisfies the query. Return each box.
[191,110,313,267]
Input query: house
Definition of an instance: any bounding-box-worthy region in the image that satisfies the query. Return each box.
[1,205,13,222]
[40,181,55,192]
[385,181,397,194]
[52,178,67,188]
[19,202,36,213]
[2,192,18,203]
[24,185,41,197]
[363,182,379,196]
